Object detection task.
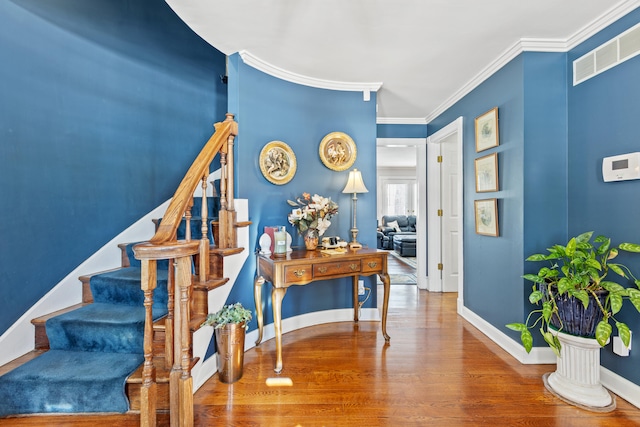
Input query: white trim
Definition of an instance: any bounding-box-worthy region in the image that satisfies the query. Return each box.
[376,138,426,147]
[565,0,640,51]
[192,199,250,390]
[0,200,170,366]
[601,366,640,409]
[460,304,640,410]
[416,143,428,290]
[426,117,464,297]
[375,1,640,124]
[459,304,557,365]
[194,308,380,389]
[239,50,382,93]
[376,117,428,125]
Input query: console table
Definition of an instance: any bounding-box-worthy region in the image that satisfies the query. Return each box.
[254,248,391,372]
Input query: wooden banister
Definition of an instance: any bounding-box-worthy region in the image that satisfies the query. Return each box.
[150,113,237,245]
[134,113,239,427]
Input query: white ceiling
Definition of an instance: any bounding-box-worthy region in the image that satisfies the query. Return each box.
[167,0,638,122]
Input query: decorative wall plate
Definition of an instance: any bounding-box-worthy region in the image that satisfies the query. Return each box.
[319,132,357,171]
[259,141,297,185]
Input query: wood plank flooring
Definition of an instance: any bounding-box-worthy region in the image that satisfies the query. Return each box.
[3,255,640,426]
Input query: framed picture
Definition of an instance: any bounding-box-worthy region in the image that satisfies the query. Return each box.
[319,131,357,171]
[474,198,499,237]
[259,141,297,185]
[475,107,499,152]
[474,153,499,192]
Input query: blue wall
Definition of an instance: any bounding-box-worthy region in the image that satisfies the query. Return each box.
[567,9,640,383]
[427,51,569,342]
[377,123,427,138]
[224,54,379,327]
[428,55,531,334]
[428,8,640,386]
[0,0,227,334]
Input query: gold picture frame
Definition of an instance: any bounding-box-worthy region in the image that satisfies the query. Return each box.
[474,153,499,192]
[474,198,499,237]
[259,141,297,185]
[319,132,357,171]
[475,107,499,152]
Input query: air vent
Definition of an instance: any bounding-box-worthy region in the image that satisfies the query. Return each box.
[573,22,640,85]
[574,53,594,83]
[620,24,640,60]
[595,40,617,72]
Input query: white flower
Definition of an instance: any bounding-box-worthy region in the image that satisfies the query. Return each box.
[316,217,331,236]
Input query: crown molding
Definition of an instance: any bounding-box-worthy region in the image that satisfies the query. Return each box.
[376,117,427,125]
[418,1,640,124]
[239,50,382,94]
[566,0,640,50]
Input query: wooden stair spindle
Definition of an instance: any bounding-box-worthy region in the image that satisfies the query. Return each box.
[177,255,194,427]
[140,258,158,427]
[165,259,175,370]
[198,176,210,283]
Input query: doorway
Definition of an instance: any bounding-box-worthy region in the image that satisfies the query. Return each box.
[426,118,464,305]
[376,138,426,288]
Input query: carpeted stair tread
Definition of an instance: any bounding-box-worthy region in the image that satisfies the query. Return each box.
[46,303,167,354]
[89,267,169,307]
[0,349,143,416]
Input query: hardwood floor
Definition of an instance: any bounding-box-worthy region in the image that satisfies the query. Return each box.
[3,255,640,426]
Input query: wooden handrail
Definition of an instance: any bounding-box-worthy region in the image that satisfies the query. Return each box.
[150,113,237,245]
[134,113,239,427]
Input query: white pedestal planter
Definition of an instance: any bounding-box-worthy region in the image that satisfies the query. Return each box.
[544,330,615,411]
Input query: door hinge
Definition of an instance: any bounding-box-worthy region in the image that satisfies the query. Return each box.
[437,263,443,271]
[437,209,443,217]
[437,155,443,163]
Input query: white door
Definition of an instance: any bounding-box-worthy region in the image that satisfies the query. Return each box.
[427,118,464,299]
[441,137,460,292]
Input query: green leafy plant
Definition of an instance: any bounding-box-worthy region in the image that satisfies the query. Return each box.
[202,302,252,329]
[507,231,640,356]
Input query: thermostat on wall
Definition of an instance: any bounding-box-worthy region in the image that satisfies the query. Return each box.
[602,152,640,182]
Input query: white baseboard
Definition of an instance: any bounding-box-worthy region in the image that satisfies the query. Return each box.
[192,308,380,390]
[0,200,170,366]
[459,304,640,409]
[458,304,556,364]
[601,366,640,409]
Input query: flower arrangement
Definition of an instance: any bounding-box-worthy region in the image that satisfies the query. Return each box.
[287,192,338,236]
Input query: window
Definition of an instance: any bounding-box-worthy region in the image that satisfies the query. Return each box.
[381,178,417,216]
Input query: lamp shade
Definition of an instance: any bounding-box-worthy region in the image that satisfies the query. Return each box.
[342,168,368,194]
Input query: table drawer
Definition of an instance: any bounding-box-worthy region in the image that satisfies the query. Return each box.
[361,256,384,273]
[284,265,312,282]
[314,261,361,277]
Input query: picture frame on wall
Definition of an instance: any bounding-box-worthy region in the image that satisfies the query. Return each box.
[474,153,499,192]
[474,198,499,237]
[259,140,297,185]
[319,131,357,171]
[475,107,499,152]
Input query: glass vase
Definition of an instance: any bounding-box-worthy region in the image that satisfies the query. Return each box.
[304,229,319,250]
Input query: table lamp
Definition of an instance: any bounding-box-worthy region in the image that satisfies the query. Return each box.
[342,168,368,248]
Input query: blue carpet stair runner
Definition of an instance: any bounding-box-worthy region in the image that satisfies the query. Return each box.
[0,248,170,416]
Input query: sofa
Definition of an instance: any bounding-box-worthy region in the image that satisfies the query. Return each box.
[377,215,416,250]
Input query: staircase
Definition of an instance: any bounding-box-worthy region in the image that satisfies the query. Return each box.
[0,115,248,425]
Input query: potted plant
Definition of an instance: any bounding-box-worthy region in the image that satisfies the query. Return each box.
[202,302,252,383]
[507,231,640,409]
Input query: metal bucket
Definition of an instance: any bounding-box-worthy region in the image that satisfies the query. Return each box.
[215,322,246,383]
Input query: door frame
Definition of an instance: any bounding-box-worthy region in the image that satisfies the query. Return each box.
[376,138,427,289]
[426,118,464,303]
